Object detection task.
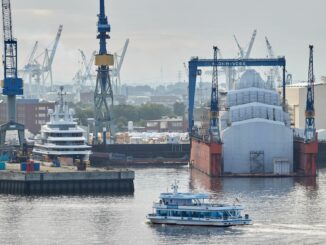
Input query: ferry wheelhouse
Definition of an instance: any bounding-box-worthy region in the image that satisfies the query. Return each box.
[33,86,91,162]
[147,182,252,227]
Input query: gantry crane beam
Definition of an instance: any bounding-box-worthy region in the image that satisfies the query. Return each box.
[187,57,286,132]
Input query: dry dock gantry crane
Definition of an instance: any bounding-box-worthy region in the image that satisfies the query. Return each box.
[0,0,24,146]
[293,45,318,176]
[188,57,287,132]
[94,0,114,144]
[304,45,316,142]
[209,46,221,143]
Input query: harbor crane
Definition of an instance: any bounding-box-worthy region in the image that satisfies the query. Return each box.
[94,0,114,144]
[233,30,257,76]
[265,36,293,86]
[304,45,316,142]
[233,29,257,59]
[265,37,281,86]
[20,25,63,97]
[0,0,24,146]
[209,46,220,142]
[42,25,63,90]
[84,51,96,85]
[111,38,129,95]
[73,50,96,88]
[21,41,40,96]
[233,35,244,58]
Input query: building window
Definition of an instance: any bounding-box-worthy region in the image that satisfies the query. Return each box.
[147,122,158,127]
[160,121,168,129]
[171,122,182,127]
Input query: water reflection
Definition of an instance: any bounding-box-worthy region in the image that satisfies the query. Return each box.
[190,168,318,194]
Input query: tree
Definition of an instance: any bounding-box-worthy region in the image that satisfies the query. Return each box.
[173,102,186,116]
[138,103,172,120]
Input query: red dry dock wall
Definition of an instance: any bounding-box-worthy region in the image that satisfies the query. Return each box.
[190,138,222,177]
[294,139,318,177]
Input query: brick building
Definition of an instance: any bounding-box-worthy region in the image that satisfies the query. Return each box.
[0,99,55,134]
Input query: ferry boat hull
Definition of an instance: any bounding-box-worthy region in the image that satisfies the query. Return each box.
[147,215,251,227]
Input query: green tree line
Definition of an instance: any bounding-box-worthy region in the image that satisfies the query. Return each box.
[72,102,186,130]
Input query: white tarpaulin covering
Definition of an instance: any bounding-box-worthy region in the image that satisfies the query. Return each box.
[222,70,293,174]
[222,119,293,174]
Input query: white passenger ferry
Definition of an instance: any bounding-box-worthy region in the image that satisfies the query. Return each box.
[147,182,252,227]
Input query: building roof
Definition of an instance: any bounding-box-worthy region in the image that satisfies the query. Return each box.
[160,192,209,200]
[286,82,326,88]
[148,117,183,122]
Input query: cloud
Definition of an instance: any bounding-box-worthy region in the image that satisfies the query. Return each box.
[16,8,54,17]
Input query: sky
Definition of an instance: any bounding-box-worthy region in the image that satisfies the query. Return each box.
[5,0,326,86]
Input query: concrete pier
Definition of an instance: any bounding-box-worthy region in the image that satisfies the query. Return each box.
[0,164,134,195]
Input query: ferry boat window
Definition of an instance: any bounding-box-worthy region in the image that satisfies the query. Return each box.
[181,211,188,217]
[191,212,199,218]
[158,210,167,216]
[223,211,230,218]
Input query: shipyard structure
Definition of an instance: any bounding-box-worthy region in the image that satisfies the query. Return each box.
[189,47,318,177]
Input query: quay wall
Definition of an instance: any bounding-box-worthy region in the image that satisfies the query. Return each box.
[0,170,134,195]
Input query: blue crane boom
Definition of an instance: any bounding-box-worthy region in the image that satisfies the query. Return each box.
[0,0,24,146]
[2,0,22,94]
[94,0,114,144]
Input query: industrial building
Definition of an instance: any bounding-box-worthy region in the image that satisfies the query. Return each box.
[0,99,55,134]
[146,117,186,133]
[286,82,326,130]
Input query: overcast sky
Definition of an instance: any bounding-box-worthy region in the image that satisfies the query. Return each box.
[6,0,326,86]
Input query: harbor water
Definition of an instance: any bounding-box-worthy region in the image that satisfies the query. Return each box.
[1,166,326,244]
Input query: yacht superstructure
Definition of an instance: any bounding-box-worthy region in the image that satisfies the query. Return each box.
[33,87,91,162]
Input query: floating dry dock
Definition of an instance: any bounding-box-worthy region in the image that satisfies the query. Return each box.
[0,164,134,195]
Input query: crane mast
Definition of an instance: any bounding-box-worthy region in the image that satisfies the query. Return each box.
[233,35,244,58]
[245,29,257,59]
[0,0,24,146]
[94,0,114,144]
[112,38,129,95]
[304,45,316,142]
[42,24,63,90]
[209,46,220,142]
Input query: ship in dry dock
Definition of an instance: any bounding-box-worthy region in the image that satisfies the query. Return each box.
[189,46,318,177]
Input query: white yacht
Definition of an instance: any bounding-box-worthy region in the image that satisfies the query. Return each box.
[147,181,252,227]
[33,86,91,162]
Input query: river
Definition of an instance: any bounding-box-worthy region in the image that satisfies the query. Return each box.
[1,167,326,244]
